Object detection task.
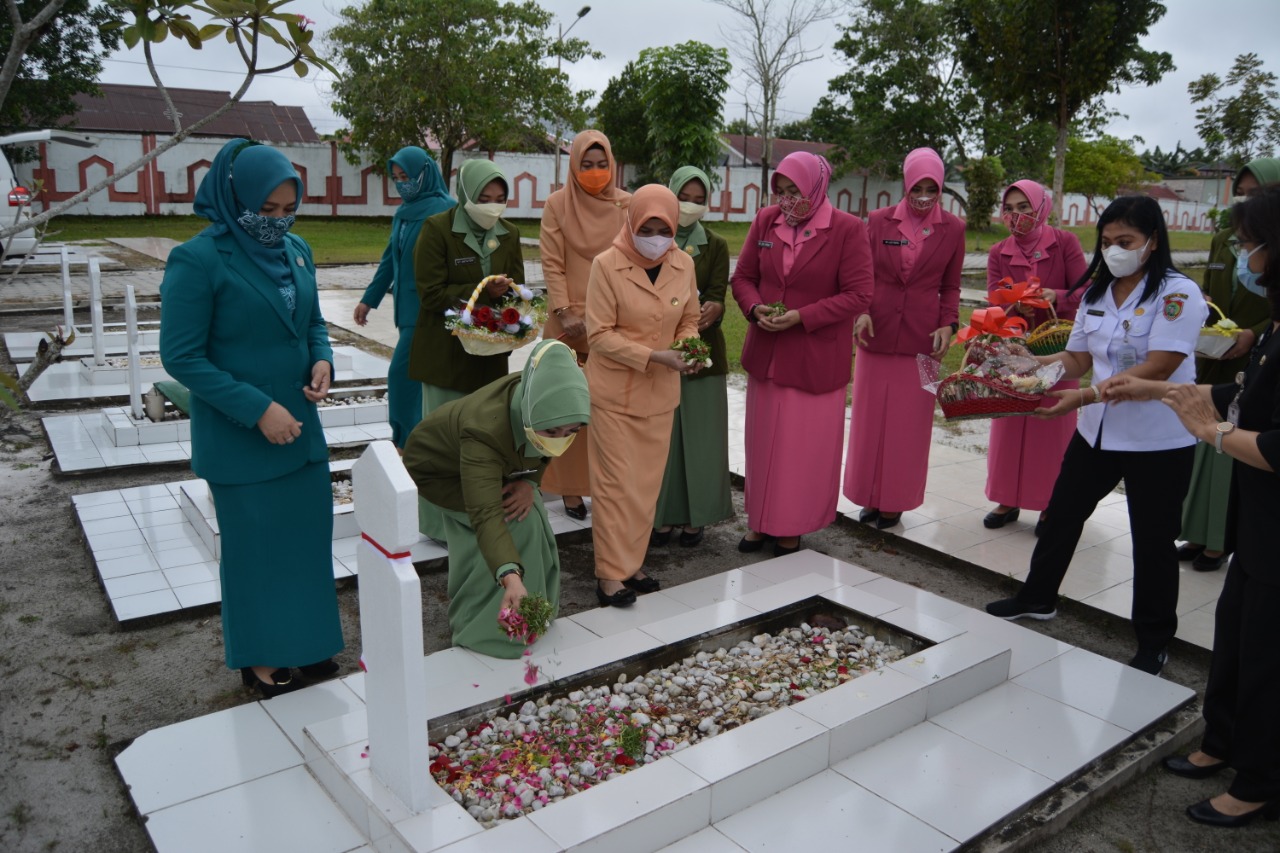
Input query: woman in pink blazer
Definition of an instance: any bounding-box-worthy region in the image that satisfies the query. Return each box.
[844,147,964,528]
[983,180,1087,532]
[731,152,874,556]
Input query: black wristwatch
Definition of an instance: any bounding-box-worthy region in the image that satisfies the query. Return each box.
[748,303,762,323]
[950,322,959,333]
[496,565,524,585]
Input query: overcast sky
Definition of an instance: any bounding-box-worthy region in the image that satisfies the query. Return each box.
[96,0,1278,158]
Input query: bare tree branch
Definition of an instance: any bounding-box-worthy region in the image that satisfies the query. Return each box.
[143,39,182,135]
[0,0,71,110]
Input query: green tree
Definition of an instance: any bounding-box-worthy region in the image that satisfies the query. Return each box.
[952,0,1174,222]
[963,155,1004,232]
[1139,142,1203,177]
[327,0,597,182]
[1064,134,1157,212]
[1188,52,1280,168]
[0,0,121,143]
[597,41,731,186]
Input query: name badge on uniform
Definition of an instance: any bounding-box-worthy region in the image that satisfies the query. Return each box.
[1207,263,1227,271]
[757,240,774,248]
[1086,309,1105,316]
[508,469,539,478]
[882,239,909,246]
[454,257,476,266]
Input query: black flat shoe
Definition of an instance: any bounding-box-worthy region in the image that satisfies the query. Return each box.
[1129,648,1169,676]
[773,537,801,557]
[298,658,340,679]
[596,583,637,607]
[563,499,588,520]
[623,574,661,594]
[240,667,301,699]
[678,527,704,547]
[1192,551,1229,572]
[857,507,880,524]
[1035,518,1047,538]
[1176,542,1206,561]
[983,507,1020,529]
[1185,798,1280,828]
[1163,754,1228,779]
[649,528,672,547]
[738,533,771,553]
[876,513,902,530]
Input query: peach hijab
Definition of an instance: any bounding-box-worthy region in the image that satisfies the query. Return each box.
[611,184,679,271]
[549,129,631,258]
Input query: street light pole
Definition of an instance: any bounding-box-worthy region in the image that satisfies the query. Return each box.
[553,5,591,192]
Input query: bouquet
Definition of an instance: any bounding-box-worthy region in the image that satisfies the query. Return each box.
[445,277,546,356]
[671,336,712,368]
[1196,301,1240,359]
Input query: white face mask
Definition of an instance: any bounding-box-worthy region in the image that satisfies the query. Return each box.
[465,201,505,230]
[677,202,707,228]
[1103,239,1151,278]
[633,234,673,260]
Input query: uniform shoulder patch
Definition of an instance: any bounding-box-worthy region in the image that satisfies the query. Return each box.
[1162,293,1185,320]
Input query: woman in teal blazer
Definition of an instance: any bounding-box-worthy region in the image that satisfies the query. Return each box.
[159,138,343,698]
[354,147,455,447]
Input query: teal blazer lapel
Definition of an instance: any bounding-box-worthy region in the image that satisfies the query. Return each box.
[285,239,316,332]
[222,240,297,333]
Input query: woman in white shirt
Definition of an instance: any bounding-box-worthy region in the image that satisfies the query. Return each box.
[986,196,1207,676]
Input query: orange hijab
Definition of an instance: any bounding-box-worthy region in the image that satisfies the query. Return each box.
[611,184,679,271]
[550,130,631,257]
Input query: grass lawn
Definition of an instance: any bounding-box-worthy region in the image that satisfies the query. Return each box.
[967,223,1213,254]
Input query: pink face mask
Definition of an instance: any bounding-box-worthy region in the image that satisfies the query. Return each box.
[775,194,812,224]
[1002,210,1038,237]
[909,195,937,213]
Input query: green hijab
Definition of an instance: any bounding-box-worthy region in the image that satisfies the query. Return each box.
[508,340,590,458]
[451,159,509,275]
[1236,157,1280,193]
[668,165,711,258]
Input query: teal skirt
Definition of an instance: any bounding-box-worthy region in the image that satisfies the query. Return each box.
[209,461,343,669]
[441,498,560,659]
[654,374,734,529]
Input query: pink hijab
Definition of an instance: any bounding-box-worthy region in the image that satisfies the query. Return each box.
[772,152,832,226]
[1002,179,1052,251]
[896,147,945,224]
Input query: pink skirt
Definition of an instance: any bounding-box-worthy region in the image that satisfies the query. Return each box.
[744,376,846,537]
[985,380,1077,511]
[843,349,934,513]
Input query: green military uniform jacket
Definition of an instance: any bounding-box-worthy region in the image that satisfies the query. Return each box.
[686,227,730,379]
[159,231,332,485]
[402,374,546,574]
[408,209,524,392]
[1198,226,1272,386]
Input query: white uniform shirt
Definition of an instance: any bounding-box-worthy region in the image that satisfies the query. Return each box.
[1066,270,1207,451]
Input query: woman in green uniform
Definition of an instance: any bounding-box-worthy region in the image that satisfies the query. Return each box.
[402,340,590,658]
[651,166,734,547]
[159,139,343,698]
[408,158,525,540]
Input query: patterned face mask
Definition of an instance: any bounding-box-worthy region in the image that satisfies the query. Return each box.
[1002,210,1039,237]
[236,210,295,246]
[775,194,812,226]
[395,170,424,201]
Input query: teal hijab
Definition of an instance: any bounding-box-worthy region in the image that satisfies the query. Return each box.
[194,138,302,290]
[451,159,509,275]
[668,165,711,258]
[389,146,454,226]
[509,340,591,458]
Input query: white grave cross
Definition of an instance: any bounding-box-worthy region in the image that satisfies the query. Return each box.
[88,256,105,366]
[60,246,74,331]
[352,441,430,813]
[125,284,143,420]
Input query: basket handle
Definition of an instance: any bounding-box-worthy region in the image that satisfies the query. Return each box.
[1205,299,1227,325]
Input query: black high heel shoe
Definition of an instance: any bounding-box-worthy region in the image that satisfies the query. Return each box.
[876,512,902,530]
[1185,798,1280,828]
[298,658,340,680]
[240,667,301,699]
[773,537,802,557]
[563,498,588,520]
[595,582,637,607]
[857,507,880,524]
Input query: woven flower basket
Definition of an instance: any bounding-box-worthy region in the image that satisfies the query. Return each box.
[1026,302,1074,356]
[937,373,1043,421]
[1196,301,1239,360]
[449,279,545,356]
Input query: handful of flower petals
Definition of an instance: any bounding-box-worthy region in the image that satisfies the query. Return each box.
[670,336,712,369]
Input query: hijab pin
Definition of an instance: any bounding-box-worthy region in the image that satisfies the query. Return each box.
[923,228,931,236]
[295,256,304,266]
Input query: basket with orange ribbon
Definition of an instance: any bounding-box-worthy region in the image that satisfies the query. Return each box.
[935,307,1063,420]
[990,276,1074,355]
[444,277,546,356]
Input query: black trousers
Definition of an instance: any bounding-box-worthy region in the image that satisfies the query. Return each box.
[1201,557,1280,802]
[1017,433,1193,652]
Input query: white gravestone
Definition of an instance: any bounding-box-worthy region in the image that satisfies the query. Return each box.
[353,441,431,813]
[125,285,143,420]
[88,256,105,366]
[60,246,74,331]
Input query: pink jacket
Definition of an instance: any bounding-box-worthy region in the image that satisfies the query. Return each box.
[986,228,1087,325]
[861,205,964,355]
[731,204,873,394]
